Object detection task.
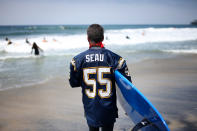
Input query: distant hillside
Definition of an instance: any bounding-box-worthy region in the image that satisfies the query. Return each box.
[191,20,197,25]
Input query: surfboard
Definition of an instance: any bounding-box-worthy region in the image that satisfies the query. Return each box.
[115,70,170,131]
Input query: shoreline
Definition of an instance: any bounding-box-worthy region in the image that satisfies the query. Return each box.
[0,54,197,131]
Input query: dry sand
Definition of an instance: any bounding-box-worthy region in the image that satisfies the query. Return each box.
[0,54,197,131]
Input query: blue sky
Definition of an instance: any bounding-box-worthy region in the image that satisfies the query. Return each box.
[0,0,197,25]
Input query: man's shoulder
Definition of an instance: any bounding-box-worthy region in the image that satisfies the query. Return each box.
[73,49,89,60]
[104,48,122,59]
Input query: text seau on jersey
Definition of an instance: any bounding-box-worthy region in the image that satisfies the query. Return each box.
[86,54,104,62]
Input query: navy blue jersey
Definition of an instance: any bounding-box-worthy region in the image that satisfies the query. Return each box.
[69,47,131,127]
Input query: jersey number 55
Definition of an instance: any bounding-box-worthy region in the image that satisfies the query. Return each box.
[83,67,112,99]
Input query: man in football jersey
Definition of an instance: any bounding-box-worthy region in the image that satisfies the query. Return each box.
[69,24,131,131]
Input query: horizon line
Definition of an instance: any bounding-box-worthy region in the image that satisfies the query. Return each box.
[0,23,192,26]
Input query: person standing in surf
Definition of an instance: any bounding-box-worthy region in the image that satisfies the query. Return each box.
[69,24,131,131]
[31,42,43,55]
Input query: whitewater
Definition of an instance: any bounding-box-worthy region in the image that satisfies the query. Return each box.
[0,27,197,55]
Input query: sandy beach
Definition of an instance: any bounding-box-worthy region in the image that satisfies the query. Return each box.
[0,54,197,131]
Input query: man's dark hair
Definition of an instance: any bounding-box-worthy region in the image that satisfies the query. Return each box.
[87,24,104,43]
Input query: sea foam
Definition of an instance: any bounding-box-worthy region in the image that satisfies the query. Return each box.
[0,27,197,55]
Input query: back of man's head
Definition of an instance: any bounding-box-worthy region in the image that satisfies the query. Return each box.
[87,24,104,43]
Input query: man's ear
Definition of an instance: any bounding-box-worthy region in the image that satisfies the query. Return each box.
[102,36,104,42]
[87,37,93,44]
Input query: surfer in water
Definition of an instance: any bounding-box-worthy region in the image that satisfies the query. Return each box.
[5,37,8,41]
[31,42,43,55]
[26,38,31,45]
[5,37,12,45]
[69,24,131,131]
[43,37,47,42]
[126,35,130,39]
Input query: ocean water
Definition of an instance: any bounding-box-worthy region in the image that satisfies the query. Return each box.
[0,24,197,90]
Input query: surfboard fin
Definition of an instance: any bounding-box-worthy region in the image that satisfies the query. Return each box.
[131,118,152,131]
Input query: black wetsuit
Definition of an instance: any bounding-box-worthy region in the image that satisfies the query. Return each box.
[32,44,39,55]
[34,48,39,55]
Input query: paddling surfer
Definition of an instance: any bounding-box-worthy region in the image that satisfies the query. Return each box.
[69,24,131,131]
[5,37,12,45]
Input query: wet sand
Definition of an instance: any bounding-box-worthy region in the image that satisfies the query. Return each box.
[0,54,197,131]
[129,54,197,131]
